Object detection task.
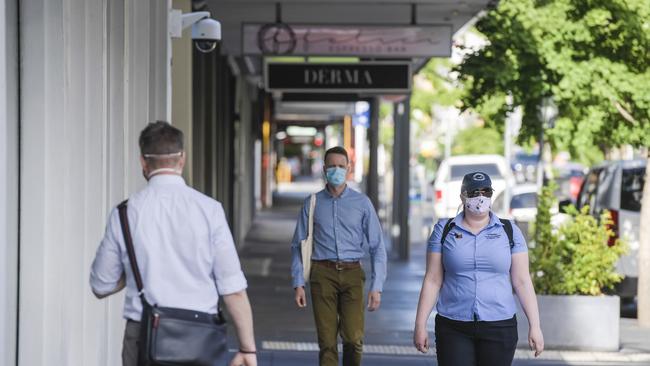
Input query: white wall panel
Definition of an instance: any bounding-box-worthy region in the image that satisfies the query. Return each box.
[19,0,170,365]
[0,0,19,364]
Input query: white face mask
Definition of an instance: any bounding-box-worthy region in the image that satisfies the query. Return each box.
[464,196,491,215]
[147,167,182,179]
[143,151,183,180]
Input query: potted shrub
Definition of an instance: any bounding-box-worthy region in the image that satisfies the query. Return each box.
[516,182,628,351]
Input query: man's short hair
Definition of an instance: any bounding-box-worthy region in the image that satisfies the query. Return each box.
[324,146,349,164]
[139,121,184,156]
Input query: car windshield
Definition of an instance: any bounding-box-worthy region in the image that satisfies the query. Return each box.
[621,168,644,212]
[511,192,537,209]
[450,164,502,180]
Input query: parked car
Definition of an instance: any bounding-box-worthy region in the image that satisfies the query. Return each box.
[492,184,538,242]
[554,162,586,203]
[571,159,645,301]
[433,155,516,219]
[511,151,539,183]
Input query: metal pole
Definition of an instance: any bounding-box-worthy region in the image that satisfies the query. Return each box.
[444,114,452,160]
[536,125,544,191]
[504,109,512,212]
[367,97,379,210]
[392,98,410,260]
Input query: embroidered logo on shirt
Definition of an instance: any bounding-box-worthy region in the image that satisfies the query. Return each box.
[486,233,501,240]
[454,232,462,239]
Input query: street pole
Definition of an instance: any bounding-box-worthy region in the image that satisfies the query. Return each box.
[392,98,410,260]
[537,97,557,191]
[367,98,380,211]
[536,126,544,191]
[444,113,452,160]
[504,96,513,212]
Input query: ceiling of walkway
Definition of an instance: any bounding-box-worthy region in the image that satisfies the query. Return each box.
[202,0,494,120]
[208,0,494,60]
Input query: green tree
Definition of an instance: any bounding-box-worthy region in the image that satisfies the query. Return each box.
[458,0,650,158]
[457,0,650,324]
[452,125,504,155]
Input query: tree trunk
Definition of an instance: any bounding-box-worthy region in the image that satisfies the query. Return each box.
[638,153,650,327]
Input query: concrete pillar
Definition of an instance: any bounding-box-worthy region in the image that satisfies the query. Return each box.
[367,97,380,210]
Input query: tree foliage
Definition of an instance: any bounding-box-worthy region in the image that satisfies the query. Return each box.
[412,58,463,113]
[452,125,504,155]
[457,0,650,163]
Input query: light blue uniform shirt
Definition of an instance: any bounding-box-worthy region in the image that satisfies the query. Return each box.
[427,212,528,321]
[291,186,387,292]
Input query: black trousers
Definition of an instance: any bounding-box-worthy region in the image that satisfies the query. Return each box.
[435,314,518,366]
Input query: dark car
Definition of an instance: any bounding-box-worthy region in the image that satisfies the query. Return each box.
[574,159,645,303]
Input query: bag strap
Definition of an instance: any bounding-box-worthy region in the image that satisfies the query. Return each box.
[307,194,316,241]
[440,217,456,245]
[499,218,515,249]
[439,218,456,245]
[117,200,145,299]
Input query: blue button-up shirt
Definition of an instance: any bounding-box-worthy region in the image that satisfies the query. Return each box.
[291,186,387,292]
[427,212,528,321]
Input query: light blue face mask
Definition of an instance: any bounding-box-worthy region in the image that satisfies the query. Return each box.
[325,167,347,187]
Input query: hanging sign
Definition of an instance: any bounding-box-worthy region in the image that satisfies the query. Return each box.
[265,62,411,93]
[244,24,452,57]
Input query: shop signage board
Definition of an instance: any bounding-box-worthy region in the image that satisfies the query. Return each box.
[265,62,411,93]
[244,24,452,57]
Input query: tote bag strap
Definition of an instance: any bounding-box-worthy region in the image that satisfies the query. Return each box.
[307,194,316,242]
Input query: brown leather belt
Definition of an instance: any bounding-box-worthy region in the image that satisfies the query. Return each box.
[313,260,361,271]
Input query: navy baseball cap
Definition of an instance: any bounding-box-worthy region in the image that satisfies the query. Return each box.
[461,172,493,193]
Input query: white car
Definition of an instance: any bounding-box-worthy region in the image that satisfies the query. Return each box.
[492,184,540,244]
[433,155,516,219]
[493,184,538,222]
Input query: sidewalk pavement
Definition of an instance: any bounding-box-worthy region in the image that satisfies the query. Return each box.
[232,190,650,365]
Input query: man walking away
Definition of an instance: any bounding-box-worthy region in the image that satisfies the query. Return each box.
[90,121,257,366]
[291,146,388,366]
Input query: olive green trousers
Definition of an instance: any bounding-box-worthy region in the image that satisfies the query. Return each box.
[309,263,365,366]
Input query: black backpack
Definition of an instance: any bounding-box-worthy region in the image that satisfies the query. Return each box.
[440,217,515,249]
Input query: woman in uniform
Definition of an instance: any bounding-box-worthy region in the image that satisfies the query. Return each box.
[413,172,544,365]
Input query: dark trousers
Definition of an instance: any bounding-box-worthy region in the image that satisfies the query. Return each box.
[435,314,518,366]
[122,320,140,366]
[309,263,366,366]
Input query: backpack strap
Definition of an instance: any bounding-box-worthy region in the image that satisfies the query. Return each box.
[499,218,515,249]
[439,218,456,245]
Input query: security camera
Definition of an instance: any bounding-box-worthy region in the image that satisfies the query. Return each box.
[192,18,221,53]
[171,11,221,53]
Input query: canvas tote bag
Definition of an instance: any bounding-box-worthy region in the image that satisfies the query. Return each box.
[301,193,316,282]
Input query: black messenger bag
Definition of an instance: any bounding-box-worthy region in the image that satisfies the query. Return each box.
[117,200,228,366]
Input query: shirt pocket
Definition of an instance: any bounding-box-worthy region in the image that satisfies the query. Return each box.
[339,208,365,243]
[442,235,474,273]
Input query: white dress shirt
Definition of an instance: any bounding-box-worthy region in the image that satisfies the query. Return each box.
[90,174,247,320]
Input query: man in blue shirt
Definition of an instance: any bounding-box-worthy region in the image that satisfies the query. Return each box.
[291,146,387,366]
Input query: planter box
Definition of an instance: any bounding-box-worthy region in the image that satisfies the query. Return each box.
[516,295,619,351]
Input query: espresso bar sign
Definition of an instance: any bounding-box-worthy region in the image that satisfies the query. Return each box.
[244,24,452,57]
[265,62,411,93]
